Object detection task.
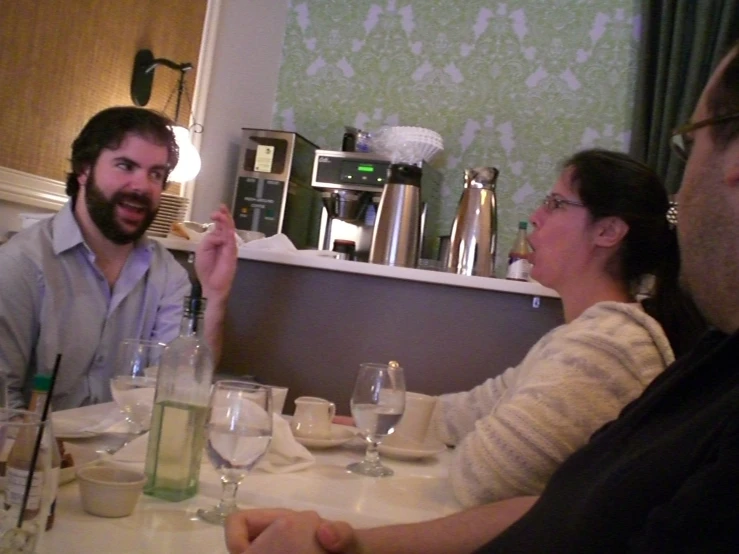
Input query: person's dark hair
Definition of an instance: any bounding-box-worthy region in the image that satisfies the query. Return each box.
[65,106,179,198]
[564,149,706,357]
[706,38,739,147]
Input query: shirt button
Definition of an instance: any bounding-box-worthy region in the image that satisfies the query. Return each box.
[96,355,104,364]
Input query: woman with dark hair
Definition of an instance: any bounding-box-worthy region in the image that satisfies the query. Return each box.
[428,148,705,507]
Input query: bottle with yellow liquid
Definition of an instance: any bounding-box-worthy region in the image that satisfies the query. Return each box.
[144,284,213,501]
[506,221,533,281]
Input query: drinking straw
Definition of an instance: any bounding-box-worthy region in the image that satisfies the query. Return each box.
[17,354,62,528]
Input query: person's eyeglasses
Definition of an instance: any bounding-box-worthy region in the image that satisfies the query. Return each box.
[541,194,586,212]
[670,112,739,161]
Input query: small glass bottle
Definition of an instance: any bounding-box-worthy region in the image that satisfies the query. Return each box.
[506,221,532,281]
[5,382,58,526]
[27,374,61,530]
[144,283,213,502]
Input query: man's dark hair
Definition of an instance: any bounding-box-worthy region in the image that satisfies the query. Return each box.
[65,106,179,198]
[706,38,739,147]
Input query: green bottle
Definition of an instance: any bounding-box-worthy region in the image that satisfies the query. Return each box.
[144,284,213,501]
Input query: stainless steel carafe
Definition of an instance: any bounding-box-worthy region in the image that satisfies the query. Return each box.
[369,163,422,267]
[446,167,499,277]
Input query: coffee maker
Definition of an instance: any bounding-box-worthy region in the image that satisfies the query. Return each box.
[231,129,322,249]
[311,150,442,262]
[311,150,386,261]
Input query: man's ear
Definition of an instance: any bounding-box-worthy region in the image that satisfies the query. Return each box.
[593,216,629,248]
[77,167,90,187]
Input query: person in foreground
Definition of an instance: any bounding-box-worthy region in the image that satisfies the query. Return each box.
[224,40,739,553]
[426,148,704,506]
[0,106,238,410]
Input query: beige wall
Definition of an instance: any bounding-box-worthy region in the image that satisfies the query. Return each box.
[190,0,290,222]
[0,201,54,237]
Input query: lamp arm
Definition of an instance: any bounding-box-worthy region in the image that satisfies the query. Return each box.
[145,59,193,74]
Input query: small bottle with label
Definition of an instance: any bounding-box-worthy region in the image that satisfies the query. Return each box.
[4,378,60,527]
[28,374,61,530]
[506,221,532,281]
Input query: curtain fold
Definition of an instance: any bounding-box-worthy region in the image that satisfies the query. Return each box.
[629,0,739,193]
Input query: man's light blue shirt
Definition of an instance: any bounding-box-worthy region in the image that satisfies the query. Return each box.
[0,201,190,410]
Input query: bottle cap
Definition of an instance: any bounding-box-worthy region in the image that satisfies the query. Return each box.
[33,373,52,392]
[518,221,528,230]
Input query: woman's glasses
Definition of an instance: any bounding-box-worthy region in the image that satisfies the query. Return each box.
[541,194,586,212]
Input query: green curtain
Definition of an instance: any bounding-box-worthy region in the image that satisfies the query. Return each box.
[629,0,739,193]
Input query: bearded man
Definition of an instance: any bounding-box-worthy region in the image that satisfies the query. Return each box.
[0,107,237,410]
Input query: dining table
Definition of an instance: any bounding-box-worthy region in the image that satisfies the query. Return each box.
[37,402,462,553]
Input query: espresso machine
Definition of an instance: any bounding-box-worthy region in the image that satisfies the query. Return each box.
[311,150,442,262]
[231,129,322,249]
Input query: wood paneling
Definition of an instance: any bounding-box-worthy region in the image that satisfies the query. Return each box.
[0,0,207,185]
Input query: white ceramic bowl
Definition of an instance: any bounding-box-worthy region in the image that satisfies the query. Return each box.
[76,465,146,518]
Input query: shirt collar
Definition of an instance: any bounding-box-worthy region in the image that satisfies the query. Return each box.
[52,199,156,256]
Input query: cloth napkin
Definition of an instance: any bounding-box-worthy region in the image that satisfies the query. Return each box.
[255,414,314,473]
[111,413,314,473]
[240,233,297,252]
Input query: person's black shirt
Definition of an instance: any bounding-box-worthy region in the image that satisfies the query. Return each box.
[477,329,739,553]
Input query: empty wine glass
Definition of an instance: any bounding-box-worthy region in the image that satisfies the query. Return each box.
[347,362,406,477]
[197,380,273,525]
[110,339,164,434]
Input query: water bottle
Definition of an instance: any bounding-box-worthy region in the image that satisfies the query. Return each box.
[144,283,213,501]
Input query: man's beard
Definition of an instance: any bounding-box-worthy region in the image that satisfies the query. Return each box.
[84,174,158,245]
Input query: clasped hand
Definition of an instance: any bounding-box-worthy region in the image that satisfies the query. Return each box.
[224,509,358,554]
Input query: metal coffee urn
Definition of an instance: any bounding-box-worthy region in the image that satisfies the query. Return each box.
[369,163,423,268]
[446,167,499,277]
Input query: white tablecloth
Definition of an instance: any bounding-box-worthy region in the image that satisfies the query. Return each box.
[39,402,460,553]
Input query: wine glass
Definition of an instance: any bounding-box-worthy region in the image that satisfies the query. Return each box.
[197,380,273,525]
[110,339,165,434]
[347,362,406,477]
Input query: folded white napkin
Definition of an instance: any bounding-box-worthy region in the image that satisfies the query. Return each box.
[256,414,314,473]
[240,233,297,252]
[111,414,314,473]
[111,432,150,463]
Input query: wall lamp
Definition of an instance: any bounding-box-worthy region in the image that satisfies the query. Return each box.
[130,49,201,183]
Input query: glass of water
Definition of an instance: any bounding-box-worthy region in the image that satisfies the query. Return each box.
[347,362,406,477]
[110,339,165,434]
[197,381,273,525]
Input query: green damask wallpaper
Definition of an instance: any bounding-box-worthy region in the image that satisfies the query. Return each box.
[273,0,639,270]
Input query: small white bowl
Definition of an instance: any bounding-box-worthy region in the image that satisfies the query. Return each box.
[76,465,146,518]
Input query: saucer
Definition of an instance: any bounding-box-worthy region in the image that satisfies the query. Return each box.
[378,439,447,461]
[294,424,359,449]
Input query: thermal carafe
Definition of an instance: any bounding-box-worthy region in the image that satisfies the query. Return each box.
[369,163,422,267]
[447,167,499,277]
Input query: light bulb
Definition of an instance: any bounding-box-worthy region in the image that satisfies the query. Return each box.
[168,125,202,183]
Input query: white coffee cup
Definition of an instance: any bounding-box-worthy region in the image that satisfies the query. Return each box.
[290,396,336,439]
[384,392,437,447]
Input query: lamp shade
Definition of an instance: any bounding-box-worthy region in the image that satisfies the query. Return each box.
[168,126,201,183]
